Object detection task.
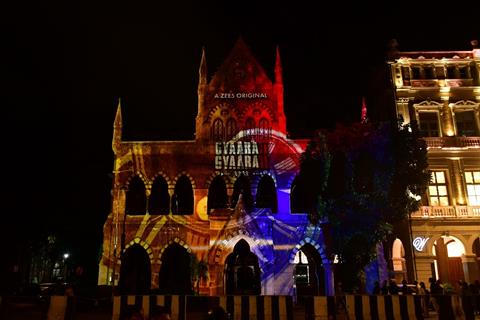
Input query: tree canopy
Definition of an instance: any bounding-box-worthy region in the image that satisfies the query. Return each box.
[299,121,429,290]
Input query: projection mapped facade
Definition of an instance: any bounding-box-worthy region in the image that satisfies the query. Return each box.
[99,39,333,296]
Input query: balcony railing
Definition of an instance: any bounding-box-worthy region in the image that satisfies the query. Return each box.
[411,206,480,219]
[423,137,480,148]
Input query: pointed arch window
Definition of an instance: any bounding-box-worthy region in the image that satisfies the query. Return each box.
[258,117,270,130]
[232,175,253,209]
[226,118,237,140]
[208,176,228,213]
[290,175,307,213]
[125,176,147,215]
[245,117,255,130]
[149,176,170,215]
[212,118,225,141]
[173,175,194,215]
[255,175,277,213]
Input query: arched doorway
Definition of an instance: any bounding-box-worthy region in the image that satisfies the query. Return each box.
[293,244,325,299]
[119,244,151,294]
[432,236,466,284]
[392,238,406,282]
[158,243,192,294]
[224,239,261,295]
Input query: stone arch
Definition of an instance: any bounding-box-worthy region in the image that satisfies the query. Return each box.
[151,171,172,189]
[255,174,278,213]
[290,175,307,213]
[119,243,152,294]
[124,237,154,262]
[224,239,261,295]
[212,233,268,267]
[292,243,325,296]
[208,175,229,213]
[427,234,468,256]
[232,175,253,209]
[206,103,240,123]
[467,234,480,256]
[206,173,233,190]
[172,172,196,189]
[149,174,170,215]
[157,241,193,294]
[157,238,192,265]
[240,102,275,123]
[211,118,225,141]
[289,238,329,266]
[172,174,194,215]
[430,235,467,284]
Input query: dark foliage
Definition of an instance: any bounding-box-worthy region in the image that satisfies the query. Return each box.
[299,120,429,291]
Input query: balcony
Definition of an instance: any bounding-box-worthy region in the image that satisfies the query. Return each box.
[411,205,480,219]
[423,136,480,149]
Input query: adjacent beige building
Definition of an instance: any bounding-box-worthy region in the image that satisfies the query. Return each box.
[389,43,480,287]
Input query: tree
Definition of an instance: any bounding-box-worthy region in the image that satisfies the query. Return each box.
[299,120,429,291]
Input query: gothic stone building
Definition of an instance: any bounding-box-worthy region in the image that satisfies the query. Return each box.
[98,39,335,296]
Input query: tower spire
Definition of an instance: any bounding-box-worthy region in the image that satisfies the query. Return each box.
[361,96,368,123]
[196,47,208,139]
[112,98,123,153]
[274,45,286,133]
[275,45,283,84]
[199,46,207,85]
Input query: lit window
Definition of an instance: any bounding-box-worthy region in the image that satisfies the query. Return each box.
[455,110,478,136]
[429,171,449,206]
[465,171,480,205]
[418,112,440,137]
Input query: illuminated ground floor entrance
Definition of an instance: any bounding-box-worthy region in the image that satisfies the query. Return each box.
[100,206,335,296]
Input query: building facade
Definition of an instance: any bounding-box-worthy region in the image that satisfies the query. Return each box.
[389,43,480,286]
[98,39,335,296]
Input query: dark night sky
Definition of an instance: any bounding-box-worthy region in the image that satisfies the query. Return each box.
[1,1,479,279]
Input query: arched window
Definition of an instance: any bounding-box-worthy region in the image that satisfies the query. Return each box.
[212,118,225,141]
[245,117,255,130]
[232,175,253,210]
[119,244,151,294]
[149,176,170,215]
[125,176,147,215]
[255,175,277,213]
[290,175,308,213]
[258,117,270,129]
[173,175,193,215]
[226,118,237,140]
[208,176,228,213]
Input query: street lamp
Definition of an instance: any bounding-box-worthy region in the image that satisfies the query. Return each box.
[63,253,70,282]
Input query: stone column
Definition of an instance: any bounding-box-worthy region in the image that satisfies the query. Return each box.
[440,96,455,136]
[450,159,466,206]
[462,254,480,284]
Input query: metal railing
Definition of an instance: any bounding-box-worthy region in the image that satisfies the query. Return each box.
[423,136,480,148]
[411,205,480,218]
